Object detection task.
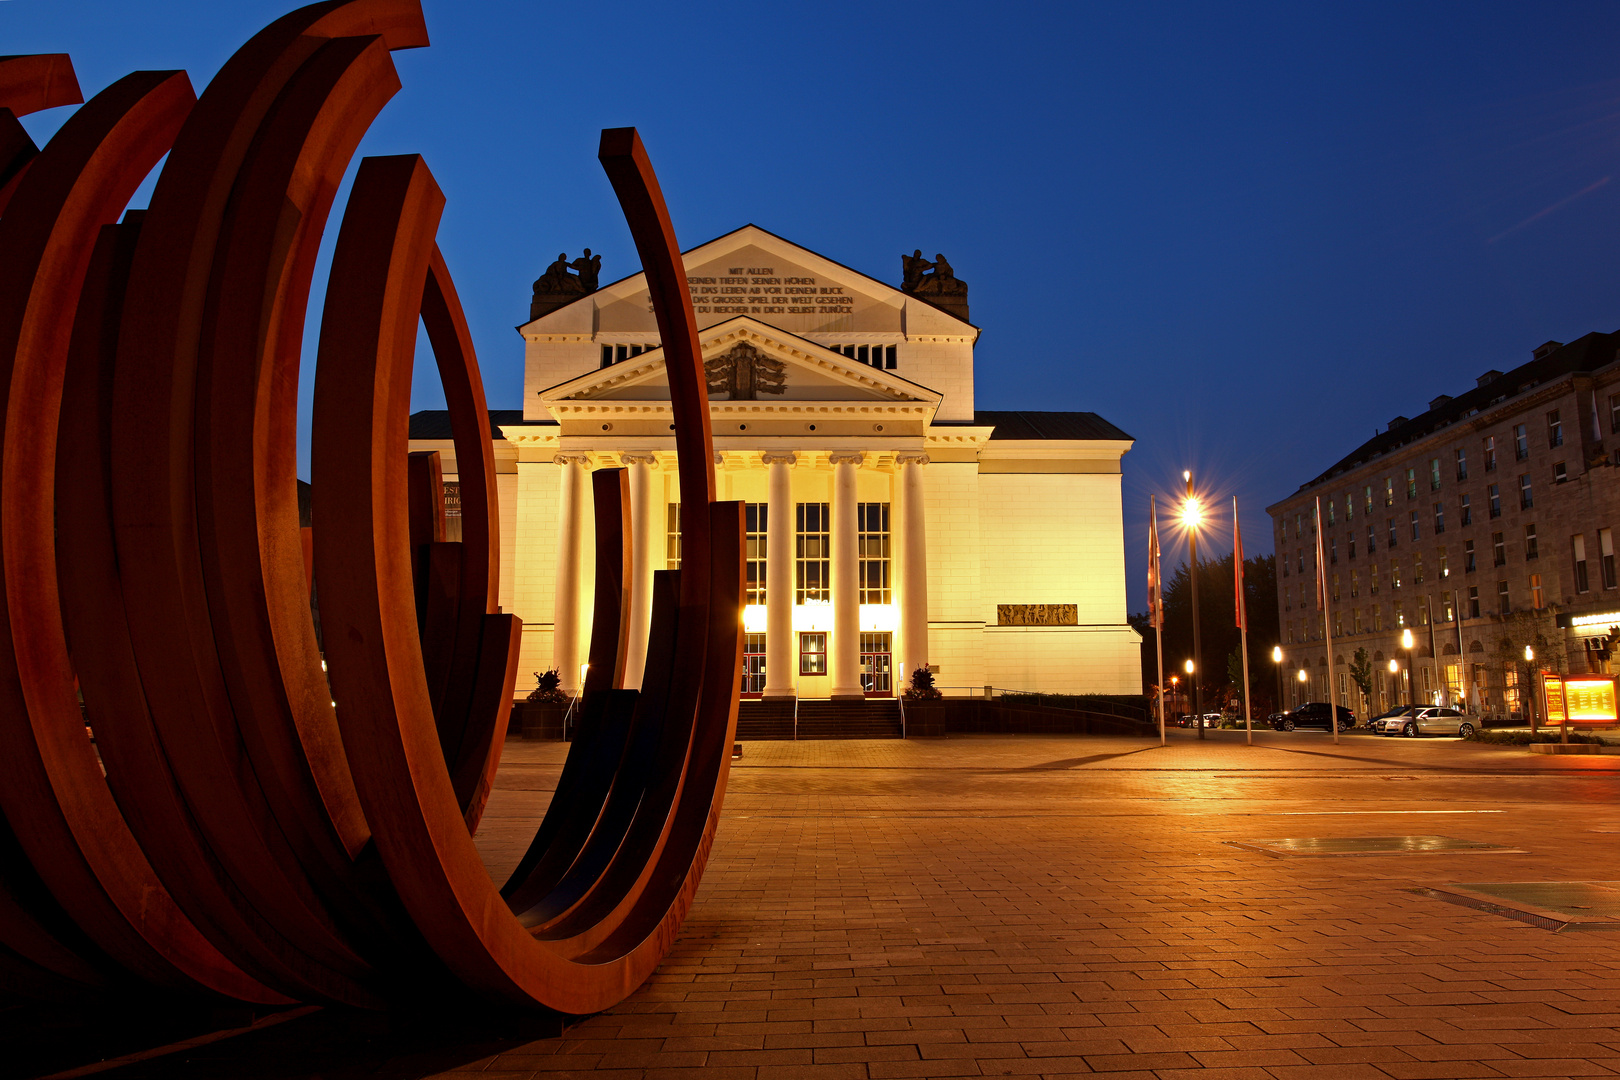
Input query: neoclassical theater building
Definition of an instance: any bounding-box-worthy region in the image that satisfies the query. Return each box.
[408,226,1140,700]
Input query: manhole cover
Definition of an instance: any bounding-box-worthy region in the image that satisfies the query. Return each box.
[1228,835,1525,858]
[1421,881,1620,930]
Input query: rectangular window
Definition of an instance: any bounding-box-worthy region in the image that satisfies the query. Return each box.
[601,342,656,367]
[1418,600,1430,626]
[1350,570,1359,597]
[1365,485,1374,515]
[1554,461,1567,483]
[1373,605,1383,631]
[1518,473,1533,509]
[1370,562,1380,595]
[1328,500,1336,526]
[1295,512,1302,538]
[1485,435,1497,472]
[741,633,767,694]
[1514,423,1529,460]
[1438,547,1449,579]
[1414,553,1424,585]
[1488,484,1501,518]
[1406,467,1417,499]
[1611,393,1620,435]
[1384,477,1395,506]
[1530,573,1545,610]
[1460,493,1471,526]
[1602,527,1616,589]
[1524,523,1538,560]
[795,502,830,603]
[1297,548,1304,573]
[1284,584,1291,611]
[1366,523,1376,553]
[1575,533,1590,593]
[1492,531,1506,567]
[1330,537,1338,564]
[1390,558,1401,590]
[857,502,891,604]
[1464,539,1476,573]
[1430,458,1442,491]
[1331,573,1340,602]
[798,631,827,675]
[1396,601,1406,627]
[1443,594,1455,622]
[744,503,768,604]
[1334,609,1343,637]
[1344,494,1354,521]
[1388,517,1398,547]
[1353,607,1363,634]
[1410,510,1420,541]
[1455,448,1468,481]
[1548,409,1563,448]
[665,503,682,569]
[1468,585,1480,619]
[1286,621,1294,644]
[1433,502,1445,534]
[1348,535,1356,561]
[1498,579,1511,614]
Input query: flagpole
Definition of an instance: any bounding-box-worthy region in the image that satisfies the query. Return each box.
[1315,497,1340,746]
[1235,496,1252,746]
[1151,495,1166,746]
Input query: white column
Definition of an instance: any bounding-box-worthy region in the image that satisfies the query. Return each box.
[897,452,930,687]
[621,452,658,689]
[552,453,591,693]
[829,450,864,700]
[762,451,797,698]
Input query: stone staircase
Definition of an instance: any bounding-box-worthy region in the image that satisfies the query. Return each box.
[736,698,903,740]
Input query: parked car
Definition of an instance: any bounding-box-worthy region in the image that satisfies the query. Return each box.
[1379,706,1476,739]
[1270,701,1356,732]
[1366,706,1410,730]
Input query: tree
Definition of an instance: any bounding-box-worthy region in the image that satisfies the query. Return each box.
[1348,647,1373,712]
[1131,552,1279,714]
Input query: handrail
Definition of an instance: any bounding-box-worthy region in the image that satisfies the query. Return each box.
[897,693,906,738]
[562,690,580,741]
[792,694,798,741]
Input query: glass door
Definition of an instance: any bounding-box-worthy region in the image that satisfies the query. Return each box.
[859,632,892,696]
[741,633,766,696]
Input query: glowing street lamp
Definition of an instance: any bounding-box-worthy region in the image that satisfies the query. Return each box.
[1182,470,1207,740]
[1271,644,1284,713]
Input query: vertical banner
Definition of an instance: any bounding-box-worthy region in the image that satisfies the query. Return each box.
[1315,497,1340,744]
[1234,496,1252,745]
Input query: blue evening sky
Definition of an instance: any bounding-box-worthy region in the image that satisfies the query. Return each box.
[10,1,1620,612]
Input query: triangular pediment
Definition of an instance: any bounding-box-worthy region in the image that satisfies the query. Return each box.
[536,318,942,409]
[519,224,977,339]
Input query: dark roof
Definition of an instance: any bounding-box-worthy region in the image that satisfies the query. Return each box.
[969,410,1134,442]
[1300,330,1620,491]
[408,409,533,440]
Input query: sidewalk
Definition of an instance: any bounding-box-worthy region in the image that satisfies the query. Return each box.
[74,730,1620,1078]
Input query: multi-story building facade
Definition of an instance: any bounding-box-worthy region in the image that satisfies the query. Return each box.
[409,225,1142,700]
[1268,332,1620,719]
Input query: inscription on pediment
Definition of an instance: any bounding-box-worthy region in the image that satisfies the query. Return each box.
[685,265,853,317]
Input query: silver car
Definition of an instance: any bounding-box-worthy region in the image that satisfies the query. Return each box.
[1379,706,1476,739]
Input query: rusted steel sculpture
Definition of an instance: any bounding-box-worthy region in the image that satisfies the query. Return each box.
[0,2,742,1013]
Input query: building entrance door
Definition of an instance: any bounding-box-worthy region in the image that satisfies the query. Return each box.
[741,633,766,696]
[860,632,892,696]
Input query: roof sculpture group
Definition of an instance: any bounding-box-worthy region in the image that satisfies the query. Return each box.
[0,0,742,1014]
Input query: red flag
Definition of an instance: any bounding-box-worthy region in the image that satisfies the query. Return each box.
[1147,495,1163,630]
[1233,497,1247,631]
[1314,497,1328,611]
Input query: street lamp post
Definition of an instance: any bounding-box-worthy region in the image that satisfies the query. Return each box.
[1400,627,1415,707]
[1169,674,1180,719]
[1271,644,1283,716]
[1525,644,1538,734]
[1184,659,1196,729]
[1182,471,1205,740]
[1296,666,1308,709]
[1387,658,1398,715]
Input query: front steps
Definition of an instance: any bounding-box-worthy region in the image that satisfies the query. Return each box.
[736,698,903,740]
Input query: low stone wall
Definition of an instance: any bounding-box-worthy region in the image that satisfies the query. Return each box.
[902,699,1155,738]
[510,701,567,740]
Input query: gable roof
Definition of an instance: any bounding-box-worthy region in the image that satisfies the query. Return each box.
[535,316,943,407]
[519,223,979,335]
[407,409,527,440]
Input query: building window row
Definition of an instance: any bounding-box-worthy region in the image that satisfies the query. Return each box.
[828,343,898,370]
[600,342,658,367]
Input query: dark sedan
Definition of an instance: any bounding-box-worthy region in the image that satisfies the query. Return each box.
[1270,701,1356,732]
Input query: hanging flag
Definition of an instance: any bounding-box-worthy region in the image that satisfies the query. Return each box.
[1314,499,1329,611]
[1233,499,1246,631]
[1148,495,1163,630]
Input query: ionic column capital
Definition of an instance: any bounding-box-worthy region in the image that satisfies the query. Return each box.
[761,450,798,466]
[896,451,930,467]
[554,452,591,467]
[619,451,657,466]
[828,450,865,467]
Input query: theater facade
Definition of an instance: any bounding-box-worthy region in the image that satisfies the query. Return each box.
[408,225,1140,700]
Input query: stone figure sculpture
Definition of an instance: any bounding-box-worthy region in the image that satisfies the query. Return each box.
[705,341,787,400]
[530,247,601,320]
[900,248,969,322]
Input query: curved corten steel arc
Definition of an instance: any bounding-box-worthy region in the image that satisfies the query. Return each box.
[0,1,743,1013]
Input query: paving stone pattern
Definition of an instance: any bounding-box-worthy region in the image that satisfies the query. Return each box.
[82,730,1620,1078]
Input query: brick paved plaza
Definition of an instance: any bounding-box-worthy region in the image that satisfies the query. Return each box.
[53,729,1620,1079]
